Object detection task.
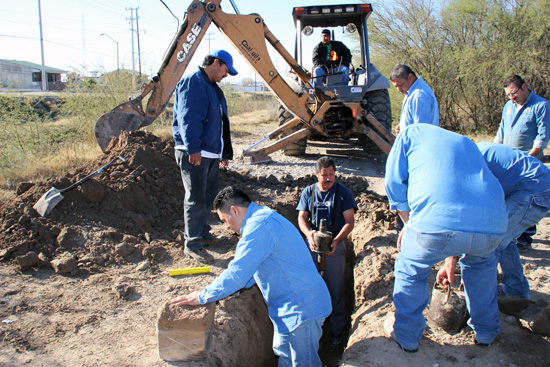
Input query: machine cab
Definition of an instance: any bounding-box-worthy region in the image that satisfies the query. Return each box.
[292,4,390,98]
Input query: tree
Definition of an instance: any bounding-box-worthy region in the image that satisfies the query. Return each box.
[369,0,550,133]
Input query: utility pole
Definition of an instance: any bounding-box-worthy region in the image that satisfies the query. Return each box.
[82,15,86,75]
[38,0,47,91]
[126,7,136,88]
[135,7,142,81]
[205,32,215,54]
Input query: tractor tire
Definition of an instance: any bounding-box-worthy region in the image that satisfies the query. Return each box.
[278,104,307,156]
[359,89,393,154]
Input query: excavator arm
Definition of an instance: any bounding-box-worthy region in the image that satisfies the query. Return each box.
[94,0,392,160]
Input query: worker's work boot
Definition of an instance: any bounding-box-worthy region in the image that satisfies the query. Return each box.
[185,247,214,264]
[202,235,228,247]
[383,313,419,353]
[497,294,530,315]
[330,333,343,348]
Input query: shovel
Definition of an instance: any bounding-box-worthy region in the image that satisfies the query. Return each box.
[33,156,126,217]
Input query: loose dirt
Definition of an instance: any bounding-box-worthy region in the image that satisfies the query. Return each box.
[1,126,549,367]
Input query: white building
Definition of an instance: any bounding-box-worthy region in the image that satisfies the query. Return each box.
[0,59,67,90]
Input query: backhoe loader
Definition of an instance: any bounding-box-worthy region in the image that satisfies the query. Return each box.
[94,0,394,163]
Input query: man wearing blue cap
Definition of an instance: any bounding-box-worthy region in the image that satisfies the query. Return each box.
[173,49,238,264]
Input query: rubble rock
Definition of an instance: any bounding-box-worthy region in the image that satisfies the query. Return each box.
[50,252,78,274]
[80,180,106,203]
[16,251,40,270]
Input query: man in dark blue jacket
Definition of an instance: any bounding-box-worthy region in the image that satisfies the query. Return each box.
[172,49,237,264]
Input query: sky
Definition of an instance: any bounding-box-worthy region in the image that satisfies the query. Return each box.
[1,0,369,82]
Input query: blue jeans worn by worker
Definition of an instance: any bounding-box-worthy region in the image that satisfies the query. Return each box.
[393,225,504,350]
[272,318,324,367]
[175,149,220,251]
[313,66,350,87]
[496,190,550,299]
[309,239,346,336]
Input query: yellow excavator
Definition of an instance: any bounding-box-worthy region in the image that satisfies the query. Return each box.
[94,0,395,162]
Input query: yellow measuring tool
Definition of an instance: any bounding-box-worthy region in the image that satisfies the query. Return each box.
[169,266,210,276]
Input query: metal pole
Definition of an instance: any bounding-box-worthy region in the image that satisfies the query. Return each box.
[136,7,142,81]
[101,33,119,75]
[38,0,47,91]
[126,7,136,88]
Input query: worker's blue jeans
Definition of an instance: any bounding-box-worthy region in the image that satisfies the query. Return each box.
[272,318,324,367]
[310,240,346,335]
[393,225,503,350]
[175,149,220,251]
[313,66,349,87]
[496,190,550,299]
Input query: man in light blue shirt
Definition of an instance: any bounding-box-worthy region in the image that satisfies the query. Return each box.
[171,186,331,367]
[494,75,550,157]
[476,142,550,309]
[384,124,508,352]
[389,64,439,135]
[494,75,550,252]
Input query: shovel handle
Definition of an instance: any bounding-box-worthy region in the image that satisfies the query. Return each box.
[434,281,453,305]
[60,156,126,193]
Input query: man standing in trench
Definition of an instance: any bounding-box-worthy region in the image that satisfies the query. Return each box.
[173,50,237,265]
[297,156,357,348]
[493,75,550,252]
[384,124,508,352]
[389,64,439,135]
[171,186,331,367]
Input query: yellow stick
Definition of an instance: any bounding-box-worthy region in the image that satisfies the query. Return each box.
[169,266,211,276]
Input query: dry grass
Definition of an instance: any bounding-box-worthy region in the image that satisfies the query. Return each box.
[230,109,278,134]
[1,141,102,184]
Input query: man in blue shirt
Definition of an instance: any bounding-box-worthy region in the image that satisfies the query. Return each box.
[475,142,550,310]
[389,64,439,135]
[171,186,331,367]
[297,157,357,348]
[173,50,237,264]
[494,75,550,252]
[384,124,508,352]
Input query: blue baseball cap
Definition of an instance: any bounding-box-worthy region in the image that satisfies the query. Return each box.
[211,49,238,76]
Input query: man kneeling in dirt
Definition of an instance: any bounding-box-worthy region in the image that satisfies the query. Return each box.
[384,124,508,352]
[171,186,331,366]
[473,142,550,313]
[297,156,357,348]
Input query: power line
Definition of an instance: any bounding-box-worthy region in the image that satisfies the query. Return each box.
[0,34,113,58]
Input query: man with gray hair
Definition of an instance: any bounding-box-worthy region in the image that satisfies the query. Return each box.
[389,64,439,134]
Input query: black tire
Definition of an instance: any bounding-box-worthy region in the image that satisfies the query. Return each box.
[278,104,307,156]
[359,89,393,154]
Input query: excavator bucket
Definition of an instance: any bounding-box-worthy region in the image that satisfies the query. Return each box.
[94,100,150,152]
